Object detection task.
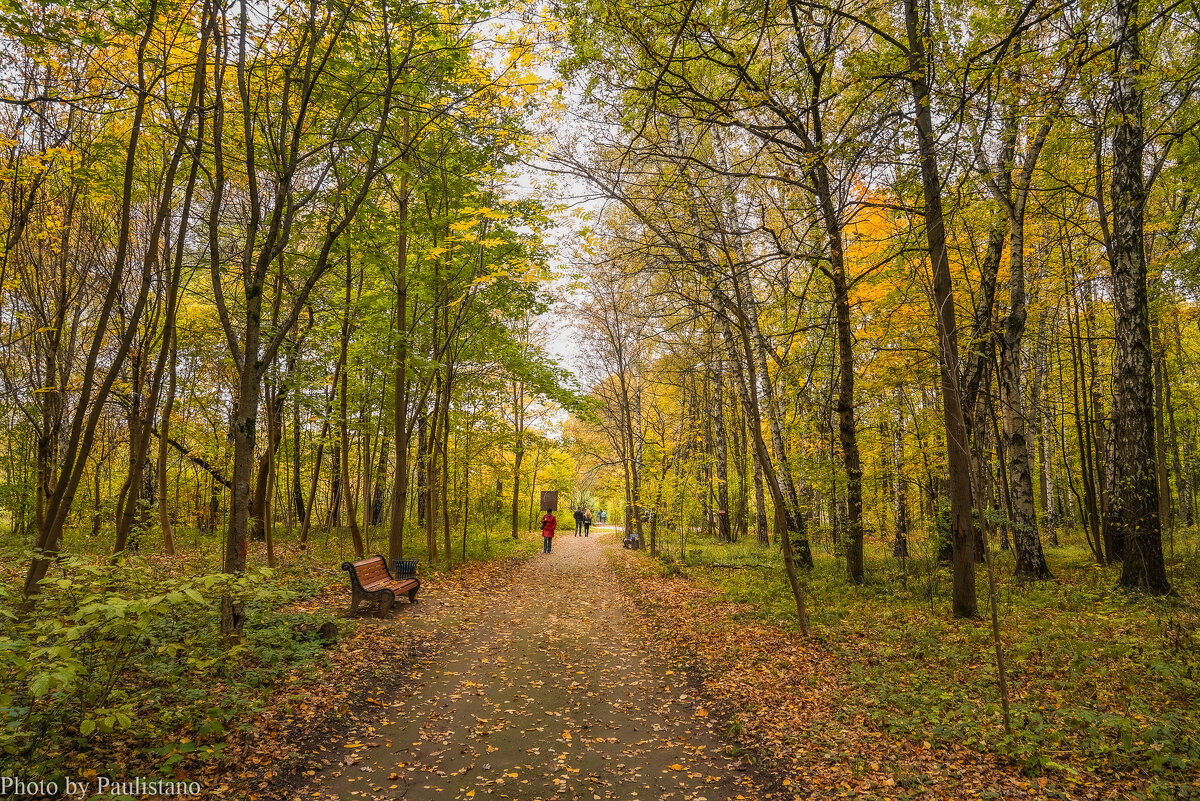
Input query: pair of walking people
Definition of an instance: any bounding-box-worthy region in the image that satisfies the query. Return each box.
[540,507,593,553]
[573,507,592,537]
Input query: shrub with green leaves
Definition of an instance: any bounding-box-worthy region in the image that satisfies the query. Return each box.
[0,554,290,770]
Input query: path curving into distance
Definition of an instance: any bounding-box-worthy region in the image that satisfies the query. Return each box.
[300,529,769,801]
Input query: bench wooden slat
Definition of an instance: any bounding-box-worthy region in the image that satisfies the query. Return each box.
[341,555,421,615]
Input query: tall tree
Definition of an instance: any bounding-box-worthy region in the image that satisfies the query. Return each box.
[1108,0,1169,592]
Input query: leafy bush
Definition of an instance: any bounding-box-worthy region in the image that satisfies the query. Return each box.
[0,554,302,771]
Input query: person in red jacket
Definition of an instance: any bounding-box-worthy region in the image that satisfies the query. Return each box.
[541,510,557,553]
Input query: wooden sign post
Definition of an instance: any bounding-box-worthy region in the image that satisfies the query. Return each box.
[540,490,559,512]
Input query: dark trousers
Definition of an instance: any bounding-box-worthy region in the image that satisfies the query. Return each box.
[575,521,583,536]
[543,536,553,553]
[583,522,591,536]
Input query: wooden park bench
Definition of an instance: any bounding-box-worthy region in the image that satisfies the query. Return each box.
[341,555,420,615]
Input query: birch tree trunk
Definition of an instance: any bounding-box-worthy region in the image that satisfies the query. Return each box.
[1110,0,1168,593]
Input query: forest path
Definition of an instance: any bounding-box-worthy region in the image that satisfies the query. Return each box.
[300,528,767,801]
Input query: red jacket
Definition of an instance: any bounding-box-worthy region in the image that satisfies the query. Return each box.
[541,513,557,537]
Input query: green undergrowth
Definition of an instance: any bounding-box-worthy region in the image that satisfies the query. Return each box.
[650,531,1200,792]
[0,520,540,778]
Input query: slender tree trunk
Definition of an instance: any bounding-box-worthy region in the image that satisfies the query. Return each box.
[292,380,305,524]
[512,379,524,540]
[1000,223,1050,579]
[425,390,440,562]
[389,134,410,563]
[416,412,428,528]
[711,361,732,543]
[1151,305,1172,534]
[752,426,769,545]
[1068,298,1104,562]
[265,428,277,568]
[731,390,749,541]
[527,445,542,532]
[893,392,910,558]
[339,263,364,558]
[904,0,977,617]
[461,423,471,560]
[372,430,390,526]
[299,367,337,549]
[441,364,453,565]
[1168,312,1193,525]
[1031,282,1058,548]
[829,263,863,583]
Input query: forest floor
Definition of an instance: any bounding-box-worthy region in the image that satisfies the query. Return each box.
[614,552,1188,801]
[214,530,1195,801]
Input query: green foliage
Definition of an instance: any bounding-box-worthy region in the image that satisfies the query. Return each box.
[0,550,333,774]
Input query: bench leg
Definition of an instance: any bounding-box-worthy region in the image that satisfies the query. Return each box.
[407,586,419,603]
[349,589,362,616]
[380,591,395,615]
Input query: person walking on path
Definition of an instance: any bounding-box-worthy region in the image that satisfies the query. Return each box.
[583,509,592,537]
[541,510,557,553]
[573,507,585,537]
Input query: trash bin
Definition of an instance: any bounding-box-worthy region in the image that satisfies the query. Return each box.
[393,559,420,579]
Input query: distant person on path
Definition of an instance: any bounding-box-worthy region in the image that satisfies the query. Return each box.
[573,507,585,537]
[541,510,557,553]
[583,509,592,537]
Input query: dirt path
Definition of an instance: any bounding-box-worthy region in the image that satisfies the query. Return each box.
[298,529,768,801]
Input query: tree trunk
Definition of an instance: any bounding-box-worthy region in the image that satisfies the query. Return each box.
[1168,312,1193,526]
[389,141,411,563]
[893,393,910,558]
[512,379,524,540]
[711,361,733,543]
[904,0,977,617]
[1031,280,1058,548]
[999,224,1050,579]
[292,381,305,524]
[830,263,863,583]
[299,367,337,549]
[416,412,428,528]
[339,264,364,559]
[425,389,441,563]
[752,426,769,545]
[441,364,453,565]
[1151,303,1171,534]
[1110,0,1168,593]
[372,430,390,526]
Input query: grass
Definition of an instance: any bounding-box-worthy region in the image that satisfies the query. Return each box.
[649,526,1200,785]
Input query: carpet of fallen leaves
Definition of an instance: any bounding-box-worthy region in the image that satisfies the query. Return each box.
[215,555,535,800]
[609,549,1190,801]
[282,531,775,801]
